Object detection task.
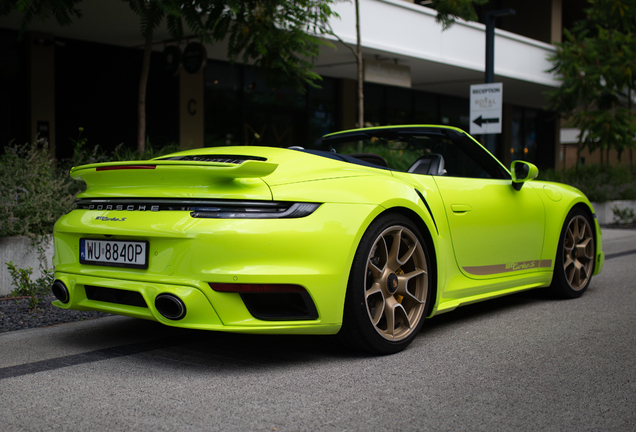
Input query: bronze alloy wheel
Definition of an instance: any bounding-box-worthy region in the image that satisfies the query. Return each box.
[364,225,428,341]
[562,215,595,291]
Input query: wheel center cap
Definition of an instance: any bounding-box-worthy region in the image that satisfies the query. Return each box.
[387,273,399,294]
[573,248,578,259]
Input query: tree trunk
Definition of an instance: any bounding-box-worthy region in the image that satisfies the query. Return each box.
[138,28,153,154]
[630,87,634,168]
[355,0,363,128]
[600,146,604,165]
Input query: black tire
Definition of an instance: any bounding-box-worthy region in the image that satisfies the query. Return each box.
[339,214,432,354]
[550,207,596,299]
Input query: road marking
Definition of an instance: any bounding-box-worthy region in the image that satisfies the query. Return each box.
[0,337,191,381]
[605,249,636,260]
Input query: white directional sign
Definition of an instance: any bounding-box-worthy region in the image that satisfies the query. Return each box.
[470,83,503,135]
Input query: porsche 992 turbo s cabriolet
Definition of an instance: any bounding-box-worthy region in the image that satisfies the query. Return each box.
[51,126,604,354]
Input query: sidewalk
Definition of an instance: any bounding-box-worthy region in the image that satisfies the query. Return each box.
[600,227,636,256]
[0,315,179,369]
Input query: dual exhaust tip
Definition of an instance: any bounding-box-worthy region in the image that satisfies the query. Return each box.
[52,280,70,304]
[155,293,187,320]
[51,280,187,321]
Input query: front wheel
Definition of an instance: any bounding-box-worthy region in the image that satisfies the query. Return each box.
[550,208,596,298]
[339,214,431,354]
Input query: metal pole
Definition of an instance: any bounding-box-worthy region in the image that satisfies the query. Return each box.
[483,9,515,155]
[484,9,515,84]
[485,15,495,84]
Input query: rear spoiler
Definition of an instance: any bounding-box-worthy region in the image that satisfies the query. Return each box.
[70,160,279,199]
[71,160,278,180]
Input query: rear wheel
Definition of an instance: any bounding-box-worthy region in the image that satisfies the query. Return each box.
[550,208,595,298]
[339,214,431,354]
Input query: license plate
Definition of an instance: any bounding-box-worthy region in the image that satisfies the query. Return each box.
[80,239,149,269]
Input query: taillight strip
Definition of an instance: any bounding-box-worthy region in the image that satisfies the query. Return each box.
[209,283,306,293]
[96,165,157,171]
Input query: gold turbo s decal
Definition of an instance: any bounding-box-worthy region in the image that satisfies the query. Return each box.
[463,260,552,276]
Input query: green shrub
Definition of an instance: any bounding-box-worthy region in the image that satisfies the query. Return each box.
[613,207,636,225]
[109,141,183,161]
[0,142,76,238]
[5,261,53,310]
[539,164,636,203]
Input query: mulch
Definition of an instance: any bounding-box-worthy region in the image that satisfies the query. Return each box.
[0,292,109,333]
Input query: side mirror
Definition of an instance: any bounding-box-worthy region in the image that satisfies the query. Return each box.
[511,161,538,191]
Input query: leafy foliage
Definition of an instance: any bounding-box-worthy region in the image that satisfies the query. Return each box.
[0,0,82,33]
[547,0,636,162]
[0,142,75,238]
[612,206,636,224]
[5,261,53,310]
[540,163,636,202]
[119,0,338,93]
[0,131,185,240]
[5,0,338,92]
[224,1,335,92]
[430,0,488,30]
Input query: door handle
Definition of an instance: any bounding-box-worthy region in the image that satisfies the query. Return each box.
[451,204,472,213]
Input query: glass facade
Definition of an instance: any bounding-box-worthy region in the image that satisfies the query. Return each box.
[511,106,538,163]
[0,29,27,149]
[54,38,179,158]
[203,65,555,169]
[363,83,470,131]
[204,60,337,148]
[511,106,555,170]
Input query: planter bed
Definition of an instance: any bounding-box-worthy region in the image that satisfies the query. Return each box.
[591,200,636,225]
[0,292,110,333]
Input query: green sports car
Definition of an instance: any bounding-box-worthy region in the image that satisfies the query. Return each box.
[51,125,604,354]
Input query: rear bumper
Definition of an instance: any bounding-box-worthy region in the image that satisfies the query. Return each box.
[53,272,343,334]
[52,203,380,334]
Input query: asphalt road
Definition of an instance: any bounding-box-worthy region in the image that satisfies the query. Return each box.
[1,229,635,431]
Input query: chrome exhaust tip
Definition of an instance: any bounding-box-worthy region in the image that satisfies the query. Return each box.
[155,294,187,320]
[52,280,70,304]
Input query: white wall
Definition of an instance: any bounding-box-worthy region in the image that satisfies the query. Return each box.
[329,0,557,84]
[0,236,54,297]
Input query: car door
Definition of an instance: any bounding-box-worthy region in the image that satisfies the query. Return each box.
[433,176,545,279]
[407,132,546,281]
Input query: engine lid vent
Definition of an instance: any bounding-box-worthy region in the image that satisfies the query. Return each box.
[157,155,267,164]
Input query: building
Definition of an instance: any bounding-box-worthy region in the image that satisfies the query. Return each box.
[0,0,590,169]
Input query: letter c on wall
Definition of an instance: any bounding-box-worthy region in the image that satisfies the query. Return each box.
[188,99,197,115]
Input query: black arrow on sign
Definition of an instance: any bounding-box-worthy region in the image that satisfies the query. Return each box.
[473,115,500,127]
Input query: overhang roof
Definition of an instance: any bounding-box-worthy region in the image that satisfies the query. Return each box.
[0,0,558,109]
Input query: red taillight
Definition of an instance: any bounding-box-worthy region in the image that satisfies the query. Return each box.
[96,165,156,171]
[208,283,306,293]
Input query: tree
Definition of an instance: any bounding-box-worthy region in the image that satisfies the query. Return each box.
[0,0,82,32]
[328,0,486,127]
[547,0,636,166]
[3,0,338,152]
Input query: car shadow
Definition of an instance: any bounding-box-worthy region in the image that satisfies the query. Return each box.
[45,287,556,372]
[422,287,554,332]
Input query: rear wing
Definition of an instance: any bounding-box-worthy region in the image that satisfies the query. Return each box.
[72,159,277,179]
[71,160,278,199]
